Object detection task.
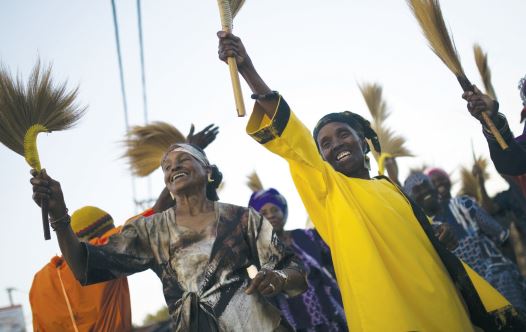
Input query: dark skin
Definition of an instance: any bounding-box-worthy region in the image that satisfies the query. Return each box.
[428,172,452,203]
[411,181,458,251]
[317,122,371,179]
[461,85,497,122]
[187,124,219,149]
[218,31,457,255]
[31,150,304,297]
[217,32,307,296]
[218,31,370,180]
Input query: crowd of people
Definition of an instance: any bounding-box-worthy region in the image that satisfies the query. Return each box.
[26,32,526,331]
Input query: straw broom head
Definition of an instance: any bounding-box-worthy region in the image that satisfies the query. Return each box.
[246,171,263,192]
[407,0,466,79]
[359,82,412,160]
[123,121,186,177]
[0,61,86,171]
[359,82,390,124]
[217,0,246,30]
[473,44,497,100]
[459,166,479,199]
[371,124,413,160]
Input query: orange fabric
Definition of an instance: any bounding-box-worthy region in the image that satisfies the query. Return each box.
[29,227,132,332]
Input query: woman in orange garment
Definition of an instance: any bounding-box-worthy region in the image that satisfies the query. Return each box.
[30,206,133,332]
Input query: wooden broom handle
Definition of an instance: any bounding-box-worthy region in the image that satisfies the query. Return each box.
[458,75,509,150]
[42,198,51,240]
[226,55,246,117]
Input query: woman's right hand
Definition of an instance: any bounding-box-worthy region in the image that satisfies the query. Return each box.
[30,169,68,219]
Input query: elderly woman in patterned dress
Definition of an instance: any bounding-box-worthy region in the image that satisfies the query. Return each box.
[30,143,307,331]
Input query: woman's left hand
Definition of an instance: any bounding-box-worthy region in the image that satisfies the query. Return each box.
[245,269,286,297]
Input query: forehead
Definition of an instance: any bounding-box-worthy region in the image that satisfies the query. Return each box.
[163,150,194,163]
[317,122,356,140]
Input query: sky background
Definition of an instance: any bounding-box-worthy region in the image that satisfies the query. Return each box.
[0,0,525,328]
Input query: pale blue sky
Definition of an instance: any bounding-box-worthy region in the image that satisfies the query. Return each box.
[0,0,525,327]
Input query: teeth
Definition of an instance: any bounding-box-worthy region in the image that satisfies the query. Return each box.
[171,172,187,183]
[336,151,351,161]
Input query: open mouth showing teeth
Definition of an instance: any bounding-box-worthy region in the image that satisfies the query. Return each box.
[171,172,188,183]
[336,151,351,161]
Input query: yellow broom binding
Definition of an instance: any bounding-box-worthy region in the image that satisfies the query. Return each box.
[24,124,49,172]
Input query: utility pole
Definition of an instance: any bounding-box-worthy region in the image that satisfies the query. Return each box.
[6,287,15,306]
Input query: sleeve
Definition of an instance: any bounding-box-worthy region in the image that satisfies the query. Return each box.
[80,220,154,285]
[483,113,526,176]
[245,208,306,297]
[246,96,330,238]
[462,196,509,244]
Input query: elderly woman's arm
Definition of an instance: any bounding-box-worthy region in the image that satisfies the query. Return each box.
[30,169,87,280]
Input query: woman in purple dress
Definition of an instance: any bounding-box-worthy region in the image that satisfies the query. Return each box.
[249,188,348,331]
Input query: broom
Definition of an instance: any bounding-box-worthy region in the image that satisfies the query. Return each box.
[473,44,497,100]
[123,121,186,177]
[0,62,86,240]
[217,0,246,117]
[407,0,508,150]
[359,83,412,175]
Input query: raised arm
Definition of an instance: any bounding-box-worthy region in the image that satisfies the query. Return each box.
[30,169,86,280]
[462,86,526,175]
[217,31,278,118]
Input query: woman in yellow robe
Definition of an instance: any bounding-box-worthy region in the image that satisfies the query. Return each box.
[217,31,524,331]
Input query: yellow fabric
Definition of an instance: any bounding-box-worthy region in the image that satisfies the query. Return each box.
[247,100,510,331]
[70,206,113,234]
[377,152,393,176]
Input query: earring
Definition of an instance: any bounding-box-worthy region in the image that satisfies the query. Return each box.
[208,173,214,183]
[363,155,371,171]
[169,191,175,200]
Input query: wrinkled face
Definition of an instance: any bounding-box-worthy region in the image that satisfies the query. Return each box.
[428,173,451,202]
[316,122,367,177]
[259,202,286,231]
[161,151,208,196]
[411,181,440,215]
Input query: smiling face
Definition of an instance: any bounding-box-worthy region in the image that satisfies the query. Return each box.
[411,181,440,215]
[316,122,369,178]
[161,150,208,196]
[259,202,286,231]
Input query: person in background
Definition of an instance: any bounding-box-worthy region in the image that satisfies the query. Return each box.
[30,206,132,332]
[404,172,526,314]
[462,78,526,176]
[249,188,347,332]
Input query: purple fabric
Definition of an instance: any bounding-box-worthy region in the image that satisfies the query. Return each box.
[248,188,288,219]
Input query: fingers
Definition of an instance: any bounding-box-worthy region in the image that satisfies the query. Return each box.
[245,269,266,294]
[217,31,240,41]
[187,124,195,138]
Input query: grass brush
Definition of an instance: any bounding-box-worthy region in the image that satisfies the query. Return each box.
[246,170,263,192]
[359,82,412,174]
[0,61,86,240]
[473,44,497,100]
[217,0,246,117]
[407,0,507,150]
[123,121,186,177]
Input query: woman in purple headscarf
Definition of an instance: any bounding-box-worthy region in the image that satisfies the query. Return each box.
[249,188,348,332]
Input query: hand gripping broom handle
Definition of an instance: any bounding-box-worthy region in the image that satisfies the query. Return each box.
[457,75,509,150]
[217,0,246,117]
[42,199,51,240]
